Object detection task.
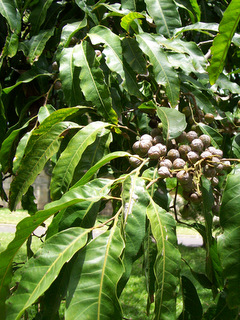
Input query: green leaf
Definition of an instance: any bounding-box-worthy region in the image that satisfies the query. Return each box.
[144,0,181,38]
[156,106,187,141]
[88,26,143,98]
[174,22,218,36]
[6,227,90,320]
[50,121,111,200]
[3,67,52,94]
[208,0,240,84]
[120,12,145,32]
[198,123,223,148]
[218,166,240,308]
[118,176,148,294]
[65,218,124,320]
[136,33,180,106]
[232,133,240,158]
[147,198,180,320]
[12,131,32,174]
[179,276,203,320]
[72,151,131,188]
[122,37,147,75]
[73,41,118,124]
[9,121,80,210]
[0,0,21,33]
[18,28,55,64]
[0,178,114,316]
[37,104,56,124]
[59,18,87,48]
[28,0,54,34]
[59,47,84,107]
[215,74,240,94]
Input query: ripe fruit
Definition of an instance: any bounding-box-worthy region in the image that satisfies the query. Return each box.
[167,149,180,162]
[176,170,191,184]
[186,131,198,143]
[199,134,211,148]
[129,156,142,168]
[148,146,161,160]
[158,166,171,178]
[204,113,214,124]
[190,138,204,153]
[172,158,186,169]
[159,159,172,169]
[187,151,199,164]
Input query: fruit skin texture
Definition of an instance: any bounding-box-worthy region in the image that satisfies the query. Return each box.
[176,170,192,184]
[172,158,186,169]
[139,140,152,154]
[148,146,161,160]
[190,139,204,153]
[129,156,142,168]
[158,166,171,178]
[204,113,214,124]
[187,151,199,164]
[167,149,180,162]
[159,159,172,169]
[186,130,198,143]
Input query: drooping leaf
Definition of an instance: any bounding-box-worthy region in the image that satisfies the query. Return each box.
[88,25,143,98]
[6,227,90,320]
[198,123,223,148]
[18,28,55,64]
[0,178,114,315]
[118,176,148,294]
[9,121,80,210]
[73,41,118,124]
[59,17,87,48]
[72,151,131,188]
[3,67,52,94]
[144,0,181,38]
[65,218,124,320]
[28,0,54,34]
[146,198,180,320]
[59,47,84,107]
[122,37,147,74]
[156,106,187,141]
[174,22,218,37]
[50,121,111,200]
[136,33,180,106]
[37,104,56,124]
[178,276,203,320]
[232,133,240,158]
[0,0,21,33]
[208,0,240,84]
[218,166,240,309]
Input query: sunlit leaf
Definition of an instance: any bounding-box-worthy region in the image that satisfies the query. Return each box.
[0,0,21,33]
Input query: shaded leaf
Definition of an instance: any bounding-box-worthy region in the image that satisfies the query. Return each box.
[198,123,223,148]
[232,133,240,158]
[144,0,181,38]
[208,0,240,84]
[65,218,124,320]
[28,0,54,34]
[19,28,55,64]
[6,227,90,320]
[179,276,203,320]
[147,198,180,320]
[218,166,240,308]
[50,121,111,200]
[73,41,118,124]
[156,106,187,141]
[122,37,147,74]
[136,33,180,106]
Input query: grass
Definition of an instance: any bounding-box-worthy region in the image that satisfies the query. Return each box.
[0,209,214,319]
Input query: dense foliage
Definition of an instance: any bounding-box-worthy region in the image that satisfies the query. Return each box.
[0,0,240,319]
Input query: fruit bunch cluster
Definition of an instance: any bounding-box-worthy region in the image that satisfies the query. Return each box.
[129,128,230,203]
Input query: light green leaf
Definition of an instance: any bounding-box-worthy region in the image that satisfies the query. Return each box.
[65,218,124,320]
[50,121,111,200]
[121,0,137,11]
[215,74,240,94]
[12,131,32,174]
[59,47,84,106]
[73,151,130,188]
[37,104,56,124]
[198,123,223,148]
[175,0,201,23]
[73,41,118,124]
[218,166,240,309]
[28,0,54,34]
[208,0,240,84]
[156,106,187,141]
[19,28,55,64]
[0,0,21,33]
[9,121,80,210]
[0,178,114,316]
[3,68,52,94]
[6,227,90,320]
[136,33,180,106]
[120,12,145,32]
[144,0,181,38]
[147,198,180,320]
[118,176,148,294]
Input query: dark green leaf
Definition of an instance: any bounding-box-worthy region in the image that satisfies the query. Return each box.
[28,0,54,34]
[232,133,240,158]
[218,166,240,308]
[198,123,223,148]
[0,0,21,33]
[59,18,87,48]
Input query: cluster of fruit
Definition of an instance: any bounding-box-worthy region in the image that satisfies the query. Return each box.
[129,128,230,203]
